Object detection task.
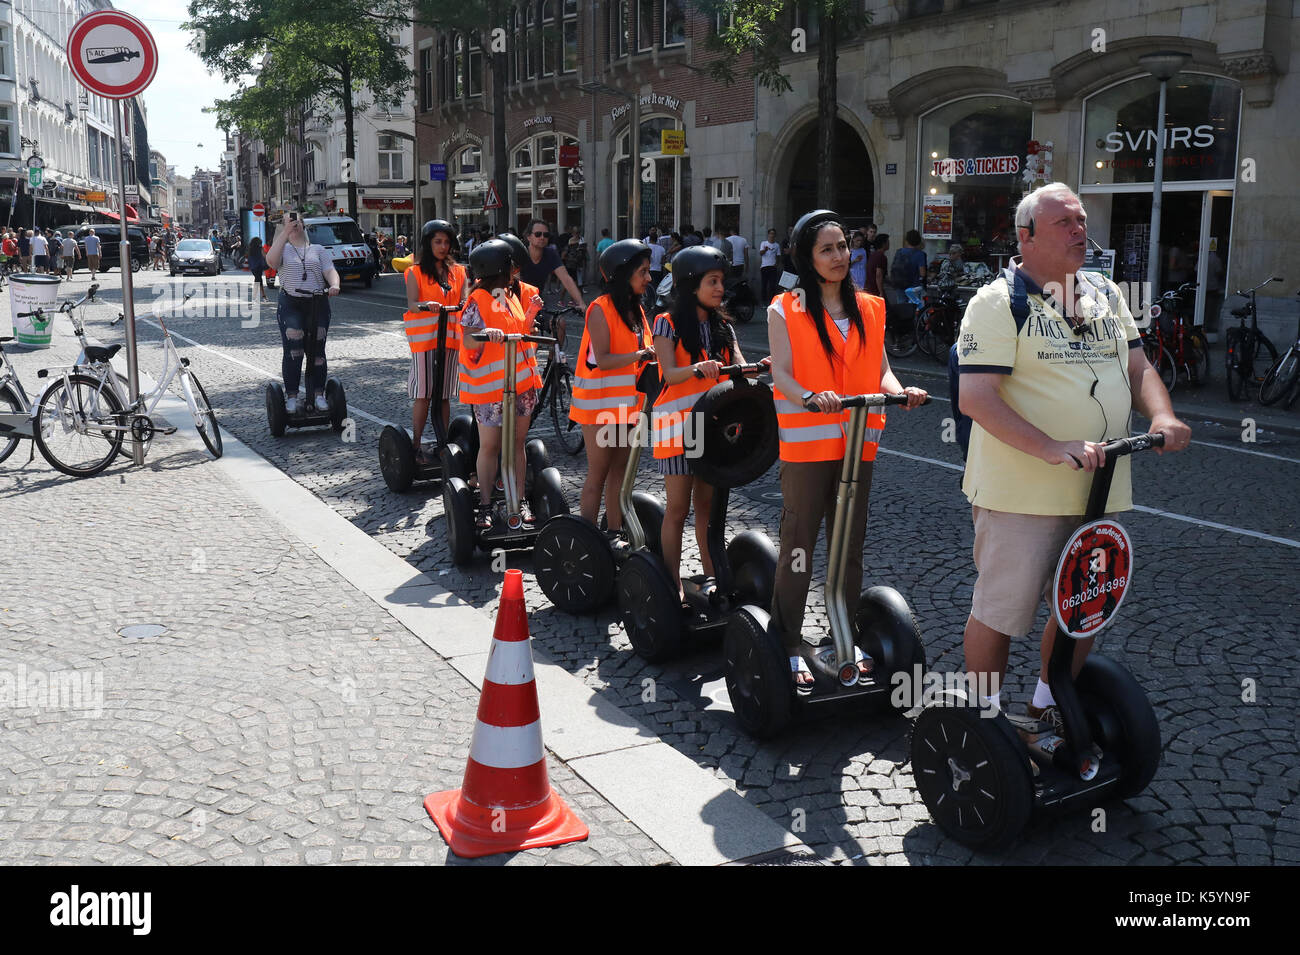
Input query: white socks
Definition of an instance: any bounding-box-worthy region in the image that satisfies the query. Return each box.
[1032,679,1056,710]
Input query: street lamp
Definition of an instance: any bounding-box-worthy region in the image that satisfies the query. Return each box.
[1138,50,1191,309]
[579,81,640,240]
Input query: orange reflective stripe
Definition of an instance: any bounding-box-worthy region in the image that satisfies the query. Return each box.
[404,263,465,353]
[650,311,730,459]
[458,286,541,405]
[569,294,650,426]
[773,290,887,462]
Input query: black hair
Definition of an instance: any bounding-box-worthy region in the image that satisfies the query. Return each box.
[601,228,610,236]
[472,270,512,295]
[418,228,455,285]
[525,218,550,239]
[874,233,890,250]
[248,236,263,253]
[904,229,922,246]
[793,220,865,363]
[667,268,734,364]
[602,251,652,335]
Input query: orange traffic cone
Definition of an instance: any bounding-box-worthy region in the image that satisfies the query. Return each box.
[425,569,589,858]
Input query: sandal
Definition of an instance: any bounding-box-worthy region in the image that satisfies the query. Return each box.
[790,655,815,695]
[475,505,494,530]
[855,645,875,678]
[414,448,436,467]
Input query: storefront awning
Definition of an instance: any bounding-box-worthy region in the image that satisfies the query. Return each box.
[100,210,140,223]
[66,203,95,213]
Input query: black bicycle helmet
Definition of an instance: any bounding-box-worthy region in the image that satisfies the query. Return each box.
[668,245,729,290]
[789,209,842,272]
[598,238,652,283]
[421,218,459,251]
[469,238,514,282]
[497,231,529,270]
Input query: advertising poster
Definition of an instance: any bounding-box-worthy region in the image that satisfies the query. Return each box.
[922,194,953,240]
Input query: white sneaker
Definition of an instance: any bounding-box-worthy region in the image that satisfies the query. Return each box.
[285,395,298,414]
[314,394,329,412]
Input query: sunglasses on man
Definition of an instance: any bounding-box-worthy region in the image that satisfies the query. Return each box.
[532,231,550,238]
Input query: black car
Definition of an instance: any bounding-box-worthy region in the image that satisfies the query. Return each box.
[55,224,151,273]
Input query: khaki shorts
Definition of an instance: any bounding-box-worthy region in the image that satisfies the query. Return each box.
[970,506,1086,637]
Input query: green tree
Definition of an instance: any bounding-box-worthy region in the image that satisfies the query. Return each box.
[185,0,411,221]
[695,0,871,211]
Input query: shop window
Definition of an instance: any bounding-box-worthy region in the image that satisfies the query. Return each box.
[0,104,13,157]
[662,0,685,48]
[513,133,582,237]
[541,2,555,77]
[614,116,689,238]
[918,95,1032,262]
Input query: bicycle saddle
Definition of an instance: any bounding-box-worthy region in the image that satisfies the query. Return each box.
[84,344,122,363]
[1230,307,1247,318]
[0,336,14,343]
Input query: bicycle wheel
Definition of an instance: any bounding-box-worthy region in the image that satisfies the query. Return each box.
[1248,336,1278,395]
[1259,345,1299,406]
[33,373,125,477]
[1224,329,1245,401]
[550,365,584,455]
[884,313,918,358]
[1142,338,1174,394]
[185,372,223,458]
[0,383,24,465]
[915,309,938,360]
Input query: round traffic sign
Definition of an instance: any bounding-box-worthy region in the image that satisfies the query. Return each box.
[252,203,266,218]
[66,10,158,99]
[27,156,44,170]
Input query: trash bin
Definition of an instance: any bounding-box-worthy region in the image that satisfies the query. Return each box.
[8,273,61,347]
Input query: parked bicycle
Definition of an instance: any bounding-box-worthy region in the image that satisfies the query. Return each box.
[1224,276,1283,402]
[29,288,222,476]
[532,303,583,455]
[1259,288,1300,409]
[1139,282,1209,393]
[914,284,967,363]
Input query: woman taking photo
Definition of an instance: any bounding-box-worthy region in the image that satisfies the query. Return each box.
[651,245,758,598]
[767,209,927,691]
[570,239,655,539]
[458,239,542,527]
[265,212,342,415]
[404,219,467,465]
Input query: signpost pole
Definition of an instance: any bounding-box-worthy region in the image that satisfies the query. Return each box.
[114,99,142,465]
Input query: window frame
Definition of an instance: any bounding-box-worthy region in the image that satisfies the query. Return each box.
[662,0,685,49]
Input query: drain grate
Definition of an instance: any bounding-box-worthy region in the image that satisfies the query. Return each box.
[117,624,168,639]
[728,846,826,866]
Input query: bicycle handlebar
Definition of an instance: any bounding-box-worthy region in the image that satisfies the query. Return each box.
[804,393,932,411]
[1234,276,1284,297]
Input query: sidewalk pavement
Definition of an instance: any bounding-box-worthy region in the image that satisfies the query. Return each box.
[0,312,805,866]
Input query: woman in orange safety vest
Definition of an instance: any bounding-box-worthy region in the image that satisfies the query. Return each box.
[569,239,655,538]
[403,219,467,465]
[767,210,928,692]
[650,244,761,598]
[458,239,543,527]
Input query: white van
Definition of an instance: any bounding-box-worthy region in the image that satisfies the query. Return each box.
[301,215,376,289]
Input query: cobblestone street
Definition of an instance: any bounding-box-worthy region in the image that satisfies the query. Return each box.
[4,271,1298,865]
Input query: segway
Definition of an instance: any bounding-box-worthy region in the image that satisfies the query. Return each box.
[377,301,479,492]
[723,392,931,739]
[616,363,779,663]
[910,433,1166,851]
[440,331,569,565]
[266,292,347,436]
[534,362,666,613]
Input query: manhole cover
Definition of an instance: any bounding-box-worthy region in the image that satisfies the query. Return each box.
[728,846,826,866]
[117,624,167,639]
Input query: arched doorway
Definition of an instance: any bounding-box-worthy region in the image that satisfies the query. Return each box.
[783,118,874,229]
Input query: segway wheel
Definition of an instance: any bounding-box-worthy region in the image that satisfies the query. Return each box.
[1076,655,1162,799]
[529,466,569,524]
[616,552,684,662]
[448,414,478,461]
[855,586,927,710]
[723,606,792,739]
[440,442,470,484]
[910,694,1034,852]
[630,491,665,557]
[690,380,779,489]
[535,516,616,613]
[379,425,416,493]
[442,477,476,566]
[326,378,347,432]
[265,382,287,437]
[525,438,550,477]
[727,530,778,608]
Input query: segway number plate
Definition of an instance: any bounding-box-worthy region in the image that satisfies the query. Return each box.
[1053,519,1133,638]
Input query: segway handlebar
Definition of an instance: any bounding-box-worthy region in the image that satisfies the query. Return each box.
[1100,432,1165,457]
[692,361,767,379]
[803,392,932,411]
[416,302,463,314]
[469,331,556,344]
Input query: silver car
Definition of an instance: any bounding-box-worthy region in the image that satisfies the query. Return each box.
[170,238,221,276]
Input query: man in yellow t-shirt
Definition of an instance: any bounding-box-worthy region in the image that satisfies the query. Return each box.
[956,183,1191,730]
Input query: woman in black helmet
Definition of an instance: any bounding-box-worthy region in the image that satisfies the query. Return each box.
[404,219,466,464]
[650,244,762,598]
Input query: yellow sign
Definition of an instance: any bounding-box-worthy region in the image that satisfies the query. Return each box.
[84,191,107,203]
[661,130,685,155]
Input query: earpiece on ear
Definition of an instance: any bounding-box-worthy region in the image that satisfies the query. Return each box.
[1028,218,1035,238]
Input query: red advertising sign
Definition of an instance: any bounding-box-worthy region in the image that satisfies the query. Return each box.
[1053,519,1134,638]
[361,198,413,210]
[559,144,580,168]
[67,10,158,99]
